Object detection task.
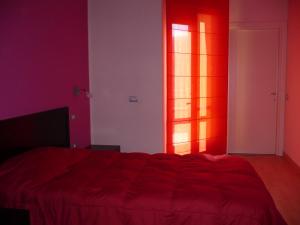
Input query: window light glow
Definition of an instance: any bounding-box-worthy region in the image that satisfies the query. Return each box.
[172,24,192,155]
[199,121,207,152]
[172,24,189,37]
[199,21,208,116]
[171,22,208,154]
[172,24,189,30]
[199,21,207,152]
[173,123,191,155]
[173,26,191,120]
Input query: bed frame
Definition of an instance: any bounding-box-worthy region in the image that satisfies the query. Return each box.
[0,107,70,163]
[0,107,71,224]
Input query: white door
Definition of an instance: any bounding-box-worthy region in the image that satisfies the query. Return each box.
[228,28,279,154]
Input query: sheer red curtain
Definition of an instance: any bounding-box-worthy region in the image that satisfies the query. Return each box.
[166,0,229,155]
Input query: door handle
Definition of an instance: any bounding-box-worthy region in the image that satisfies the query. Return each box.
[270,92,277,96]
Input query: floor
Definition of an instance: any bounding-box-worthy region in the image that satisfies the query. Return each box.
[241,155,300,225]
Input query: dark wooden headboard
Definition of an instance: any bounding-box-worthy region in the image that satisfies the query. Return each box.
[0,107,70,163]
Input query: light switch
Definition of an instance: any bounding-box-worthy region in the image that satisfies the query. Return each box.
[128,96,138,103]
[73,86,81,96]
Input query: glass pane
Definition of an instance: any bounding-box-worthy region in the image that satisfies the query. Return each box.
[199,21,208,119]
[174,76,191,99]
[199,98,207,117]
[173,123,191,155]
[199,121,207,152]
[173,53,191,76]
[199,140,206,152]
[174,99,191,119]
[174,142,191,155]
[200,55,208,76]
[172,24,191,54]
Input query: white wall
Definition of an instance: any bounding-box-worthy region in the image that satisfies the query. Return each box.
[228,0,288,155]
[88,0,164,153]
[230,0,288,22]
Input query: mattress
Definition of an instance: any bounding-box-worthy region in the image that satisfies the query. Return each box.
[0,147,286,225]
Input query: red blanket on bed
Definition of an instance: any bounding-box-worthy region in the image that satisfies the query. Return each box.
[0,148,286,225]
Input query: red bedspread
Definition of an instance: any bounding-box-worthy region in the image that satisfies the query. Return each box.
[0,148,286,225]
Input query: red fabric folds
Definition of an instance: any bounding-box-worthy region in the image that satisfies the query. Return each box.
[0,148,286,225]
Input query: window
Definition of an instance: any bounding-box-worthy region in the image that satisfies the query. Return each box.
[166,0,229,155]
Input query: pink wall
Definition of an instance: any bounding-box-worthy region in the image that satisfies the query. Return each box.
[230,0,287,22]
[0,0,90,147]
[285,0,300,167]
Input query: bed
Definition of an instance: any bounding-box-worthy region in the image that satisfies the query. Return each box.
[0,107,70,163]
[0,108,286,225]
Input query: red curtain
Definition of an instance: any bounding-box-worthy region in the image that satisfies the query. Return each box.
[166,0,229,155]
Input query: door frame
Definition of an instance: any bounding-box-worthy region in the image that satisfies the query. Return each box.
[227,21,287,156]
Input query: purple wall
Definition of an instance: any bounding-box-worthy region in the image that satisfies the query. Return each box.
[0,0,90,147]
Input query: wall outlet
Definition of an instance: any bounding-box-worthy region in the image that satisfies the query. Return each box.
[73,86,81,96]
